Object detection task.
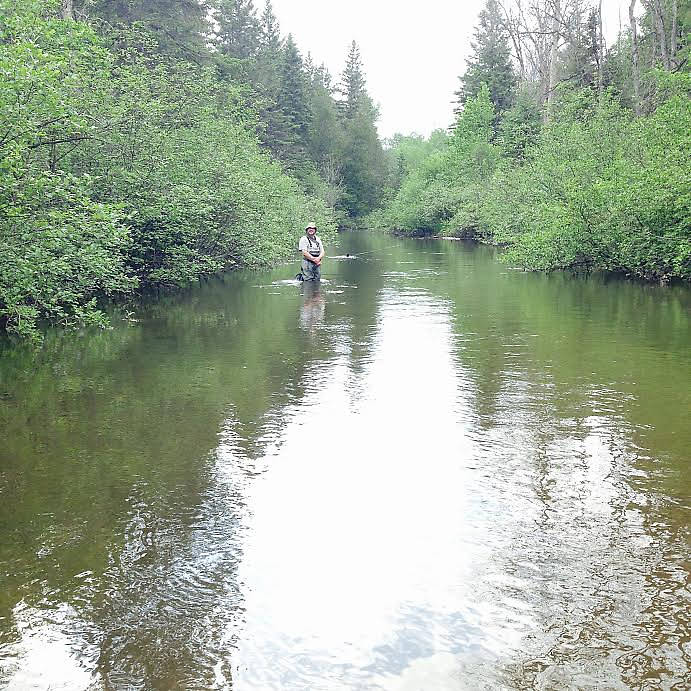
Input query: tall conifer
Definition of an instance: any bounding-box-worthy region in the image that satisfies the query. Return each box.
[272,35,311,173]
[259,0,281,53]
[340,41,366,119]
[89,0,211,57]
[337,42,385,216]
[454,0,516,118]
[214,0,260,59]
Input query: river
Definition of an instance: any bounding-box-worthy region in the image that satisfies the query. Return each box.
[1,232,689,690]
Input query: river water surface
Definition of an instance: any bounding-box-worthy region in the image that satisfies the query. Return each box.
[1,233,689,690]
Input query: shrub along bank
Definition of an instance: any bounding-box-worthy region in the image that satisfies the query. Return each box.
[371,0,690,284]
[0,1,336,341]
[371,78,690,283]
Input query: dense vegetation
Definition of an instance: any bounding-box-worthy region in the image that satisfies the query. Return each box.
[2,1,688,341]
[0,0,385,339]
[372,0,690,283]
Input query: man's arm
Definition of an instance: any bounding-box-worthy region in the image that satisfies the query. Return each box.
[302,249,318,263]
[299,238,316,263]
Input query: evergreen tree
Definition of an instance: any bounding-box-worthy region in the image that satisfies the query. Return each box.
[254,0,284,156]
[454,0,516,118]
[258,0,281,54]
[214,0,260,60]
[336,42,385,216]
[273,35,311,172]
[341,99,385,216]
[339,41,367,119]
[307,64,345,203]
[89,0,211,58]
[255,0,282,91]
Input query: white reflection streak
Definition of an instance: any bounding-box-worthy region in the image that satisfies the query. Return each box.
[3,602,95,690]
[230,290,510,690]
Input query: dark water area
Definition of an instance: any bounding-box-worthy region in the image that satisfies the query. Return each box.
[1,232,689,690]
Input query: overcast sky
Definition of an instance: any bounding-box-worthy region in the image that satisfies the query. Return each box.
[269,0,632,140]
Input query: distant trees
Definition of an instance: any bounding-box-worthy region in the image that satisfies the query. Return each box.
[338,41,386,217]
[0,0,393,339]
[204,4,386,216]
[374,0,690,283]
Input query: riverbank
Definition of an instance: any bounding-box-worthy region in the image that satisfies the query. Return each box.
[0,3,368,343]
[363,222,690,287]
[371,77,690,285]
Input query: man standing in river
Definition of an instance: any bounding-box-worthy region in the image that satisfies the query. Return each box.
[299,223,325,281]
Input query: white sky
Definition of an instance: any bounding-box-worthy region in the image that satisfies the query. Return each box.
[269,1,633,139]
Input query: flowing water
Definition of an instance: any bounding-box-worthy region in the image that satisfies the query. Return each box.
[0,233,689,690]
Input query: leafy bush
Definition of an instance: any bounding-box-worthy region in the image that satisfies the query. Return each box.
[0,2,336,340]
[375,86,499,235]
[0,174,134,340]
[0,1,134,340]
[481,80,690,280]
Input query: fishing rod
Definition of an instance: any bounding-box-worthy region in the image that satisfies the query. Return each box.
[294,242,400,281]
[342,243,400,256]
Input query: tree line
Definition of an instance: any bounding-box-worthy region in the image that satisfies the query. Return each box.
[373,0,689,283]
[0,0,386,340]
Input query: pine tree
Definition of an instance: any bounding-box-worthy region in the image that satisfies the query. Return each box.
[89,0,211,58]
[341,99,386,216]
[256,4,283,91]
[259,0,281,54]
[336,42,385,216]
[254,0,283,153]
[339,41,367,119]
[272,35,311,173]
[454,0,516,118]
[214,0,260,60]
[307,65,344,173]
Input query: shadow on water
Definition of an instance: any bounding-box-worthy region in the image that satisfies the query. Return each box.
[0,232,689,689]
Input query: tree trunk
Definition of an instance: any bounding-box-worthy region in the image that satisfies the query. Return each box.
[544,0,561,122]
[653,0,671,69]
[670,0,678,67]
[61,0,74,20]
[598,0,605,94]
[629,0,641,116]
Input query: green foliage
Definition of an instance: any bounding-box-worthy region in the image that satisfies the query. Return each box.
[379,63,689,284]
[0,0,134,340]
[0,0,337,340]
[380,131,447,196]
[213,0,260,60]
[340,99,386,217]
[374,0,691,282]
[0,173,134,340]
[481,81,691,281]
[88,0,211,60]
[272,35,311,172]
[453,0,516,119]
[375,87,500,236]
[339,41,367,120]
[337,42,386,218]
[69,40,336,281]
[497,88,542,161]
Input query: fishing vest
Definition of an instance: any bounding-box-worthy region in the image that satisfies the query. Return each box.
[306,235,322,257]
